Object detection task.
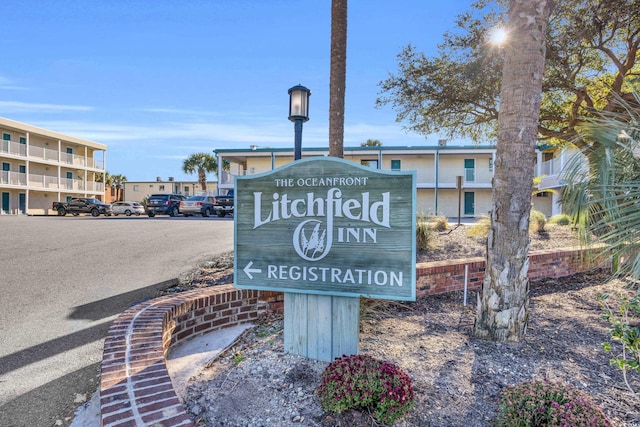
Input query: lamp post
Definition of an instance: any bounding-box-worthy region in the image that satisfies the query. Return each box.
[288,84,311,161]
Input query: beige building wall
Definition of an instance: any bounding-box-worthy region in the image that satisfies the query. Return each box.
[123,180,217,202]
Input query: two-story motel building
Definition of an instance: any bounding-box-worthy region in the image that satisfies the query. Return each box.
[0,117,107,215]
[212,145,553,219]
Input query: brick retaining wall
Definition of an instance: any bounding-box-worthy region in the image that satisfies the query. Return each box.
[416,246,607,297]
[99,247,606,426]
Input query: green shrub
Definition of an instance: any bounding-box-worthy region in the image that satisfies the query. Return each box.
[428,215,449,232]
[549,213,572,226]
[495,379,610,427]
[317,354,415,425]
[530,209,547,233]
[601,292,640,396]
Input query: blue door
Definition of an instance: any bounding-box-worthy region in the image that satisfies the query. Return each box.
[2,192,9,213]
[19,193,25,213]
[66,171,73,189]
[464,192,475,215]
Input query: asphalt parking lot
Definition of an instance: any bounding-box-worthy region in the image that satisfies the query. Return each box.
[0,214,234,427]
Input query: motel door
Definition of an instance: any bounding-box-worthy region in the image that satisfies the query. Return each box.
[464,192,475,216]
[19,193,26,213]
[2,192,9,213]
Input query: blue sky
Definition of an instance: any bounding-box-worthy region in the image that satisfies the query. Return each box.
[0,1,473,181]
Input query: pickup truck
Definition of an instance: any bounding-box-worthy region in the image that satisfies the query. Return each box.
[53,198,113,217]
[213,189,234,217]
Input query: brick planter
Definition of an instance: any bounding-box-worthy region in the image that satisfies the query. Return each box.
[99,247,606,426]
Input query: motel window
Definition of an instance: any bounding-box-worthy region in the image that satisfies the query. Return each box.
[2,133,10,141]
[159,185,165,191]
[19,137,26,144]
[391,160,401,171]
[133,185,140,192]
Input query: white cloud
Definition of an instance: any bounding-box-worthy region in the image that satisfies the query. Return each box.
[34,117,442,153]
[0,76,28,91]
[0,101,93,113]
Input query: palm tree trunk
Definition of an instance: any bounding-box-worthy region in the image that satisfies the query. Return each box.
[329,0,347,159]
[474,0,553,342]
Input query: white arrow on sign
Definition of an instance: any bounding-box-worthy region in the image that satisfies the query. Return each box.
[243,261,262,279]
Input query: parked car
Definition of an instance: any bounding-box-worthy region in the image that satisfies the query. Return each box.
[52,198,113,217]
[213,189,234,217]
[112,201,145,216]
[180,195,216,217]
[145,194,186,217]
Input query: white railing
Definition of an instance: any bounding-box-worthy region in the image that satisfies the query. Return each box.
[29,145,60,162]
[86,181,105,192]
[0,171,27,186]
[542,157,563,176]
[465,167,476,182]
[60,152,86,167]
[1,140,27,157]
[29,174,62,189]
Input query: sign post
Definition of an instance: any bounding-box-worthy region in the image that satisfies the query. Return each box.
[234,157,416,361]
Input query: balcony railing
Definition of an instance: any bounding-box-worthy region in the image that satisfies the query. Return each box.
[1,139,104,171]
[0,171,27,186]
[0,171,104,193]
[217,165,494,187]
[542,157,563,176]
[28,145,60,162]
[1,140,27,157]
[61,152,86,167]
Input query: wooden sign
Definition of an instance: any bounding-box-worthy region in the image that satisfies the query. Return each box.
[234,157,416,301]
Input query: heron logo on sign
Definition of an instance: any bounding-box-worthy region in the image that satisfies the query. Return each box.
[293,220,328,261]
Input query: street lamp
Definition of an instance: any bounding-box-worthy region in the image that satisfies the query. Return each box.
[288,84,311,161]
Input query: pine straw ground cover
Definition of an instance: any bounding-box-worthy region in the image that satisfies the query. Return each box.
[168,224,640,426]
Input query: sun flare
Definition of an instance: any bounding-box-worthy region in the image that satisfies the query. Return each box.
[489,27,508,45]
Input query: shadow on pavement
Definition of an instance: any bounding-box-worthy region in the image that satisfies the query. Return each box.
[0,362,100,427]
[67,278,178,321]
[0,277,182,427]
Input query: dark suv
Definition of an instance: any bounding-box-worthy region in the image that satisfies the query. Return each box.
[145,194,186,217]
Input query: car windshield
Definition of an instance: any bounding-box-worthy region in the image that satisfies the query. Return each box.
[87,198,101,204]
[187,196,206,201]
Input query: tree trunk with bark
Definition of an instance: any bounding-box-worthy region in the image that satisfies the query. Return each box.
[474,0,553,342]
[329,0,347,158]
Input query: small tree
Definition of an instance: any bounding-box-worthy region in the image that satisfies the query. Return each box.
[182,152,217,192]
[361,139,382,147]
[111,174,127,201]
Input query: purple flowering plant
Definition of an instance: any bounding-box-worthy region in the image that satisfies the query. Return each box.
[495,379,610,426]
[317,354,415,425]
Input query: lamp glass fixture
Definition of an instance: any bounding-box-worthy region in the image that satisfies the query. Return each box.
[288,85,310,122]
